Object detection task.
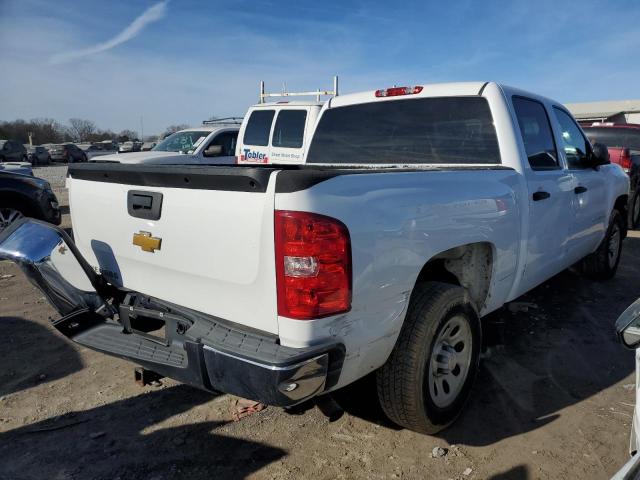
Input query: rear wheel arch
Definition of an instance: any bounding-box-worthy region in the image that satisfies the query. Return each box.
[614,194,628,235]
[412,242,495,313]
[0,191,39,218]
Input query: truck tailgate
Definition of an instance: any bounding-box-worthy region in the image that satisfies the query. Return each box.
[67,165,279,334]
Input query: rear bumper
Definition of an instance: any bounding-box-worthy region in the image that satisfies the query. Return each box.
[0,218,343,407]
[55,293,344,406]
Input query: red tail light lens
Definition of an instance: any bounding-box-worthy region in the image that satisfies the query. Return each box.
[375,86,423,97]
[275,210,351,319]
[620,148,632,173]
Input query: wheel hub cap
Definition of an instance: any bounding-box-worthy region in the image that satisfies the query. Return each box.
[0,208,23,232]
[428,315,473,408]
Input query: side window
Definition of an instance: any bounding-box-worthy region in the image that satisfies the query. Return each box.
[243,110,275,146]
[512,97,559,170]
[552,107,591,169]
[207,132,238,156]
[272,110,307,148]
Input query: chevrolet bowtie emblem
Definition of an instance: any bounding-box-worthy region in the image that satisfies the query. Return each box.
[132,231,162,253]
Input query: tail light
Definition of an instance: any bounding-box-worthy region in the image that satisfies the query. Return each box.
[275,210,351,319]
[375,86,423,97]
[620,148,632,173]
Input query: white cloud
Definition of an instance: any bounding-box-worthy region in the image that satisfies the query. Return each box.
[49,1,168,64]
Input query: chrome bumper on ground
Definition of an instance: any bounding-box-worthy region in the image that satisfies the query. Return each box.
[0,219,343,406]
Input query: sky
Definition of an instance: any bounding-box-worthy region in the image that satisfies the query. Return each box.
[0,0,639,136]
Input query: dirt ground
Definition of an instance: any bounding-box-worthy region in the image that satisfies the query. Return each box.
[1,182,640,479]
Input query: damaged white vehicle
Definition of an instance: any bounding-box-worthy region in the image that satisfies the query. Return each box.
[0,82,629,434]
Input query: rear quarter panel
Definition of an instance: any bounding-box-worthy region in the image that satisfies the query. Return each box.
[275,168,522,389]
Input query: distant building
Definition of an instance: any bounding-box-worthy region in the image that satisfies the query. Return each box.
[565,100,640,124]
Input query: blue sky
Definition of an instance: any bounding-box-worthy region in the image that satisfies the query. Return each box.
[0,0,639,135]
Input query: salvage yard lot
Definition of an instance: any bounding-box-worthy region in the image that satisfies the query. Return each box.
[1,166,639,480]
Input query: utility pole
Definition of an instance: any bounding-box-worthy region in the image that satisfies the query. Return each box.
[140,116,144,142]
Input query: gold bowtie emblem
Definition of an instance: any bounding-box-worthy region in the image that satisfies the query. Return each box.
[133,231,162,253]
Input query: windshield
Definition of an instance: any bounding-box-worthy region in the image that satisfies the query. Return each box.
[152,130,210,153]
[584,127,640,151]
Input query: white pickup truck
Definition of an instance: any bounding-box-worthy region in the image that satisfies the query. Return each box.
[93,121,240,165]
[0,82,629,434]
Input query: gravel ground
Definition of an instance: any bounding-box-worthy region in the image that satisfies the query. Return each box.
[1,179,640,479]
[33,164,68,190]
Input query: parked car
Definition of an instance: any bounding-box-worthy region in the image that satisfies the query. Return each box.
[583,124,640,229]
[79,143,118,160]
[0,140,28,162]
[49,143,87,163]
[94,124,239,164]
[0,81,629,435]
[25,145,51,165]
[0,162,33,176]
[0,170,60,234]
[141,142,156,151]
[613,298,640,479]
[118,141,135,153]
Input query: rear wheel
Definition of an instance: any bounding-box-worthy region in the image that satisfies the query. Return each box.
[0,206,25,234]
[376,282,481,434]
[581,209,624,279]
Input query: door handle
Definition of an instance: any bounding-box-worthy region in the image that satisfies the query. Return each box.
[532,191,551,201]
[574,186,588,194]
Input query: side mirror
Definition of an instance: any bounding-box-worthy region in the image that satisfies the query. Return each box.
[616,298,640,349]
[589,142,610,167]
[203,145,223,158]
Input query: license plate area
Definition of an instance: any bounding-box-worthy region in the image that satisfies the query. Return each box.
[119,293,192,346]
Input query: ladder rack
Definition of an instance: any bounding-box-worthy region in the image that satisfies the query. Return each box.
[259,76,339,104]
[202,117,244,126]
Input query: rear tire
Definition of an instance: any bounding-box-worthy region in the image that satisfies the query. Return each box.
[581,209,624,280]
[630,191,640,230]
[376,282,481,434]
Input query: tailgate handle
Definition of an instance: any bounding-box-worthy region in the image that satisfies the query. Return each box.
[127,190,163,220]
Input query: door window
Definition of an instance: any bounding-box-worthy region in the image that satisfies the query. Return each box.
[553,107,590,169]
[206,131,238,156]
[272,110,307,148]
[512,97,559,170]
[243,110,275,146]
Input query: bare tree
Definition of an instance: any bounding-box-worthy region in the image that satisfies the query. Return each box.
[68,118,96,142]
[117,129,139,142]
[162,124,190,139]
[0,118,67,144]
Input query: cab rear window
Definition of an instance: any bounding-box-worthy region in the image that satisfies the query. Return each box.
[272,110,307,148]
[306,97,500,164]
[243,110,275,146]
